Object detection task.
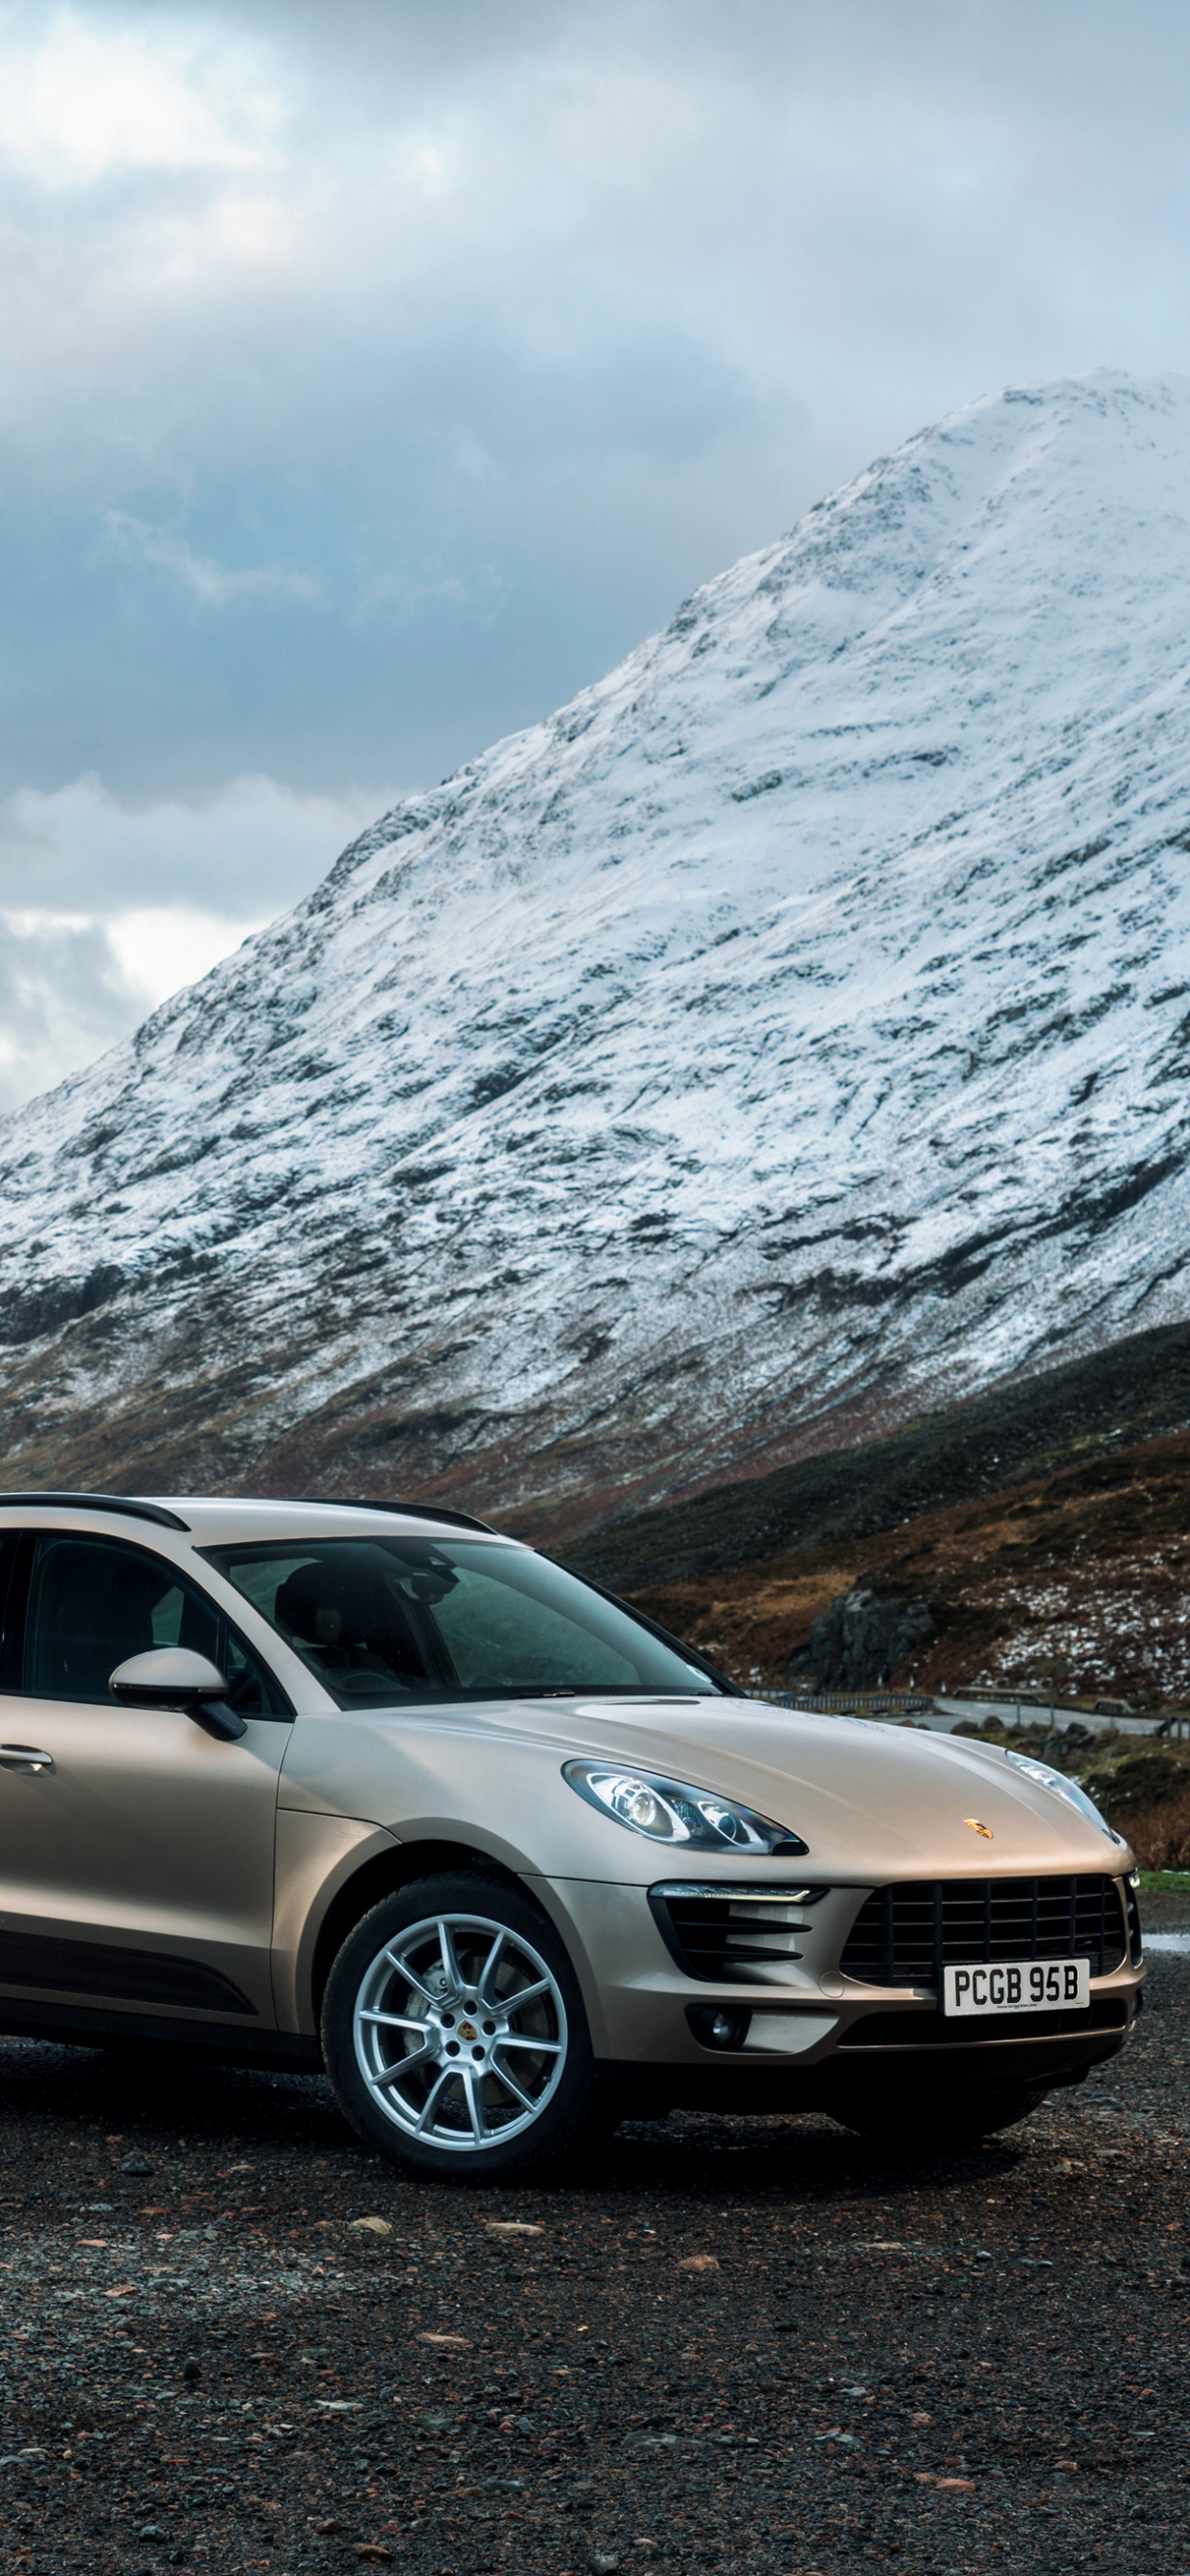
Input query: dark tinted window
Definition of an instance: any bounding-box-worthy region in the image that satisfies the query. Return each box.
[0,1533,20,1690]
[203,1535,721,1708]
[23,1535,286,1716]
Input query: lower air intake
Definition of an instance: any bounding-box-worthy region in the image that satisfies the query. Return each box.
[649,1884,827,1984]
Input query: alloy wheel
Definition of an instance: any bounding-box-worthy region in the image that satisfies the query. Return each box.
[351,1909,568,2151]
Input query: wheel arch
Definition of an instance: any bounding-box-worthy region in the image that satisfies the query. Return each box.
[309,1838,526,2020]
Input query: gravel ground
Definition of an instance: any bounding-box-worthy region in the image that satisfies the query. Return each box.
[0,1909,1185,2576]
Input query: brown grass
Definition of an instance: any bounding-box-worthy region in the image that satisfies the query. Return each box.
[627,1424,1190,1705]
[1125,1790,1190,1874]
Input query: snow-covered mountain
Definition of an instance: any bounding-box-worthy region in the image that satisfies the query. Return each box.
[2,370,1190,1540]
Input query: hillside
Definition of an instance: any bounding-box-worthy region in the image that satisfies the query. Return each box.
[0,371,1188,1525]
[621,1419,1190,1712]
[563,1314,1190,1710]
[563,1314,1190,1591]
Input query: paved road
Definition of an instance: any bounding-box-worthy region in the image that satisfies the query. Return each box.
[930,1698,1162,1740]
[0,1908,1185,2576]
[770,1695,1163,1739]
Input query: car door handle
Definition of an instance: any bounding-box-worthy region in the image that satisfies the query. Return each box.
[0,1746,56,1775]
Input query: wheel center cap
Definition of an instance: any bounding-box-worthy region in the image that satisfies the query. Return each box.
[457,2019,478,2042]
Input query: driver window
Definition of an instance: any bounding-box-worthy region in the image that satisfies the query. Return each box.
[23,1535,280,1714]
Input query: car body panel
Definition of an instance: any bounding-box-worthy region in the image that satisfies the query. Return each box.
[530,1874,838,2063]
[537,1870,1140,2066]
[0,1699,288,2023]
[273,1696,1123,1883]
[271,1810,401,2034]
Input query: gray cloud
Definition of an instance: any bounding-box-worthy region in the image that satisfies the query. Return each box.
[0,773,388,1106]
[7,0,1190,794]
[0,772,384,917]
[2,0,1190,1100]
[0,911,142,1116]
[104,513,321,606]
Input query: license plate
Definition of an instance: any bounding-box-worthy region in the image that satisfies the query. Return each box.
[943,1958,1090,2016]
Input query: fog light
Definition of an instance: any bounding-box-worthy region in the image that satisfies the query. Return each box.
[687,2004,751,2051]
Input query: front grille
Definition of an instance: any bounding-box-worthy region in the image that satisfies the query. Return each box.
[649,1884,828,1983]
[839,1876,1128,1990]
[838,1997,1130,2048]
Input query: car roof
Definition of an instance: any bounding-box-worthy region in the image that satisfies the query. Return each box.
[0,1493,512,1547]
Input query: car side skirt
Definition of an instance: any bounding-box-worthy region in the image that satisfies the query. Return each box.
[0,1996,322,2067]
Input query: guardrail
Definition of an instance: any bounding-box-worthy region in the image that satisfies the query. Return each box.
[748,1686,1176,1739]
[754,1690,937,1718]
[943,1686,1135,1717]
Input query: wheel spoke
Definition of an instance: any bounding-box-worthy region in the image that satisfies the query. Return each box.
[477,1929,506,2004]
[505,1974,552,2008]
[383,1948,438,2005]
[359,2010,426,2031]
[438,1918,465,1994]
[373,2040,434,2084]
[413,2068,452,2134]
[491,2052,538,2111]
[462,2069,489,2143]
[497,2031,561,2054]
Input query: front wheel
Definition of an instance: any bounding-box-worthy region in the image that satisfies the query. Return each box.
[321,1874,604,2181]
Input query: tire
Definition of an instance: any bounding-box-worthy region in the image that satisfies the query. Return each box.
[832,2084,1048,2150]
[321,1874,605,2182]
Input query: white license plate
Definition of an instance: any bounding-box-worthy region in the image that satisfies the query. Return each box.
[943,1958,1090,2016]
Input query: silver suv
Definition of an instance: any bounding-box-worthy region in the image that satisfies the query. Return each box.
[0,1492,1142,2178]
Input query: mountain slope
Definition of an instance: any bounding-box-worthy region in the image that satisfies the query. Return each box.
[1,370,1189,1534]
[563,1316,1190,1595]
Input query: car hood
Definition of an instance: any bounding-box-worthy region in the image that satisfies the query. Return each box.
[278,1692,1127,1882]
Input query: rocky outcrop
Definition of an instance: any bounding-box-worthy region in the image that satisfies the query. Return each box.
[788,1587,935,1691]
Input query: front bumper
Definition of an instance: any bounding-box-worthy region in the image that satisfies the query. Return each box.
[534,1871,1144,2109]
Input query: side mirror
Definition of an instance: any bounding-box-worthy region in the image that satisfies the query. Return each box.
[108,1647,247,1742]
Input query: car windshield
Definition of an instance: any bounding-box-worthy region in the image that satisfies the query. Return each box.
[201,1536,723,1707]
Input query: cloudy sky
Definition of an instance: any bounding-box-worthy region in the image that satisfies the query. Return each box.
[3,0,1190,1111]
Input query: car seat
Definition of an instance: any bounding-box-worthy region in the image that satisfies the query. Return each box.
[274,1554,431,1685]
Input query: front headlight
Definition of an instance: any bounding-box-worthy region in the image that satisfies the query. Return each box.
[1004,1750,1123,1844]
[562,1760,807,1854]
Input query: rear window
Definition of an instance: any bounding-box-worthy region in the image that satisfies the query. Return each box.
[201,1535,721,1708]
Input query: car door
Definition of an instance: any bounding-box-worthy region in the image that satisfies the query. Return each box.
[0,1526,292,2030]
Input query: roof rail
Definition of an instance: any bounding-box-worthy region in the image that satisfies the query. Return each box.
[296,1496,497,1535]
[0,1492,190,1532]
